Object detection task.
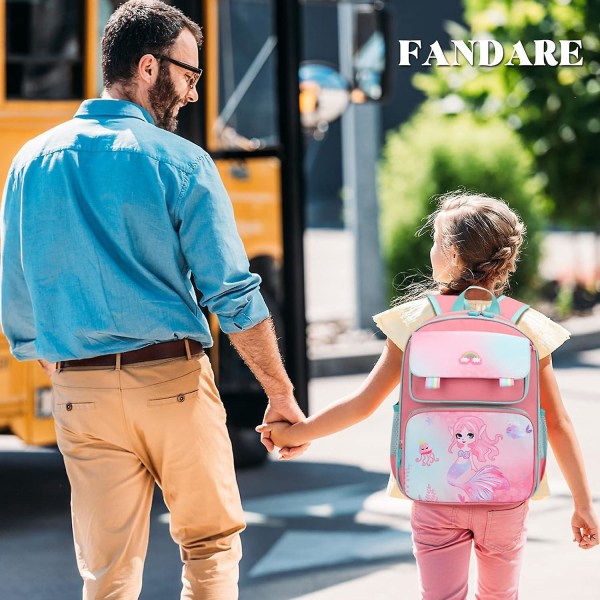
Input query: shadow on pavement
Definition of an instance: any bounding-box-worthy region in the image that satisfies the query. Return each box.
[0,446,68,532]
[0,443,411,600]
[237,460,413,599]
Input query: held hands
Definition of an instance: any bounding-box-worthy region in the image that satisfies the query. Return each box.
[572,505,599,550]
[256,421,299,457]
[259,397,310,460]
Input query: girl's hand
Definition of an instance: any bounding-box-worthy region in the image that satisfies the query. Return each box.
[256,421,301,455]
[572,505,599,550]
[260,402,310,459]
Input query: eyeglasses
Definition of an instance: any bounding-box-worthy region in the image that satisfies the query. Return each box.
[154,54,203,89]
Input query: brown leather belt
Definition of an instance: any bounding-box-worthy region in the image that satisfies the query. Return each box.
[59,339,204,369]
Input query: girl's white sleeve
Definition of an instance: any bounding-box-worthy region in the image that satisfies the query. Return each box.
[517,308,571,359]
[372,298,435,351]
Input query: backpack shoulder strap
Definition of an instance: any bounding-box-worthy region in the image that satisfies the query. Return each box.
[427,294,457,316]
[498,296,531,323]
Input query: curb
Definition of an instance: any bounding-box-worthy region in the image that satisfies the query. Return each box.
[309,339,384,378]
[553,315,600,357]
[309,316,600,378]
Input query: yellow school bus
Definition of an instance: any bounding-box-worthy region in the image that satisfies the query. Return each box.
[0,0,389,463]
[0,0,307,465]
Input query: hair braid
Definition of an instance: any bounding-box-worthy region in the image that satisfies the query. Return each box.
[438,192,526,296]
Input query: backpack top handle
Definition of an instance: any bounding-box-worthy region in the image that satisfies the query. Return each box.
[428,287,530,323]
[451,286,502,314]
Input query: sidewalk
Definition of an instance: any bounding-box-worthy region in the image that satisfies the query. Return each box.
[305,229,600,377]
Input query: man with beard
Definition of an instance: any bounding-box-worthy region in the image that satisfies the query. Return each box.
[0,1,306,598]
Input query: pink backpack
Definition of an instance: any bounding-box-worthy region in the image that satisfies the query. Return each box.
[390,287,547,504]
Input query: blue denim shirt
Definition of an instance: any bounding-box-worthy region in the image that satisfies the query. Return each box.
[0,99,269,361]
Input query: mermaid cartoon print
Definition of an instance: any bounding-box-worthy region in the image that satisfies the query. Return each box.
[447,416,510,502]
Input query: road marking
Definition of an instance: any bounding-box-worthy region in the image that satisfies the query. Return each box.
[249,529,413,578]
[242,483,375,518]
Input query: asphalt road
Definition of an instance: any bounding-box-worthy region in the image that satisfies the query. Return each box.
[1,350,599,600]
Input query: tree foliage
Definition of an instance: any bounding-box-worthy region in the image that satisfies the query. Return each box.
[414,0,600,227]
[378,108,547,299]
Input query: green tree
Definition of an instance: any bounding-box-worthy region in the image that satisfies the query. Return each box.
[379,109,547,299]
[414,0,600,229]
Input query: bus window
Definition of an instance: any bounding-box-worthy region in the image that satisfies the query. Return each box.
[5,0,85,100]
[213,0,279,151]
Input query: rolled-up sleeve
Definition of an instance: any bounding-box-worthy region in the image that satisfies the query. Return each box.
[175,155,269,334]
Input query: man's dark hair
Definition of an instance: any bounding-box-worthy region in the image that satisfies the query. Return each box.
[102,0,203,88]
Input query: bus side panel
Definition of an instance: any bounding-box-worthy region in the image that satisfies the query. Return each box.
[0,334,54,445]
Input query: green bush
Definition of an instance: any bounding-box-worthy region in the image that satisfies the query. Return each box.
[378,107,548,301]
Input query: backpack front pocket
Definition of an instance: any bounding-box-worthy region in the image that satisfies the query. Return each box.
[399,409,536,504]
[408,331,532,403]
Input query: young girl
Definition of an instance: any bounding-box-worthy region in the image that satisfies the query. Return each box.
[257,192,598,599]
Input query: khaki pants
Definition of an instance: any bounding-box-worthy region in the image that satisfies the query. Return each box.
[51,354,245,600]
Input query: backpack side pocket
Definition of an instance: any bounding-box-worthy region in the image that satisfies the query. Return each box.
[390,402,402,488]
[537,408,548,486]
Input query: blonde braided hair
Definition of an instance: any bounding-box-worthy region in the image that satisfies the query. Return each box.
[429,192,526,295]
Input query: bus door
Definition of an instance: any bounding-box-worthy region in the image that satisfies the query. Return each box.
[194,0,308,465]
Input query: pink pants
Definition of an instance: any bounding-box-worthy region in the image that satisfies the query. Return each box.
[411,501,529,600]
